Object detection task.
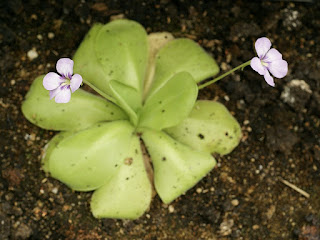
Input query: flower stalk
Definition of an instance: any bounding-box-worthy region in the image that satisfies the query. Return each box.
[198,60,251,90]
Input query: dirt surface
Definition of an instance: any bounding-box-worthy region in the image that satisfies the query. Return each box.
[1,0,320,239]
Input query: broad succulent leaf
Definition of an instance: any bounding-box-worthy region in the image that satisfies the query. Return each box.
[141,129,216,204]
[165,100,242,155]
[44,121,134,191]
[143,32,175,98]
[139,71,198,131]
[109,80,139,126]
[95,20,148,91]
[72,24,111,98]
[73,19,148,113]
[21,75,127,131]
[147,38,220,98]
[91,135,152,219]
[42,131,75,172]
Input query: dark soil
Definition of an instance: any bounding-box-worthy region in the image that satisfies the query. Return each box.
[1,0,320,239]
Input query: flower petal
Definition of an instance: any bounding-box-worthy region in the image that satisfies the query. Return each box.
[263,70,275,87]
[268,59,288,78]
[264,48,283,63]
[56,58,74,78]
[250,57,266,75]
[49,87,60,100]
[70,74,82,93]
[43,72,64,90]
[255,37,271,58]
[54,85,71,103]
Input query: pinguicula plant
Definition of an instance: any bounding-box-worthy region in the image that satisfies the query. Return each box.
[22,19,287,219]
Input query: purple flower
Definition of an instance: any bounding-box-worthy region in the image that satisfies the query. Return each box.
[43,58,82,103]
[250,37,288,87]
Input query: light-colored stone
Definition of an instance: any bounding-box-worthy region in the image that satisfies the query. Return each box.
[48,32,55,39]
[252,224,259,230]
[231,199,239,206]
[168,205,174,213]
[51,187,58,194]
[281,79,312,105]
[27,48,38,60]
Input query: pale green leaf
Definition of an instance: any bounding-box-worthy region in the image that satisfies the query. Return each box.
[42,131,75,172]
[21,75,127,131]
[91,135,152,219]
[143,32,175,99]
[147,38,219,98]
[165,100,242,155]
[72,24,115,101]
[74,20,148,110]
[95,19,148,91]
[139,72,198,131]
[109,80,140,126]
[46,121,134,191]
[141,129,216,204]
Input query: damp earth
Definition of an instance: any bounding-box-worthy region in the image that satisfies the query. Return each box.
[1,1,320,239]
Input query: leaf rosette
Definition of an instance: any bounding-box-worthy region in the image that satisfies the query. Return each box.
[22,19,241,219]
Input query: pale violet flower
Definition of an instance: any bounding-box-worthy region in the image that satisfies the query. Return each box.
[43,58,82,103]
[250,37,288,87]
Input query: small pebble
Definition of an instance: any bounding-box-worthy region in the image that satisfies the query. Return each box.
[243,120,250,125]
[168,205,174,213]
[5,193,14,201]
[14,223,33,239]
[280,79,312,111]
[231,199,239,206]
[48,32,55,39]
[221,62,228,71]
[252,225,260,230]
[30,14,37,20]
[27,48,38,60]
[51,187,58,194]
[266,205,276,219]
[219,219,234,236]
[110,14,125,21]
[37,34,43,40]
[196,188,203,194]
